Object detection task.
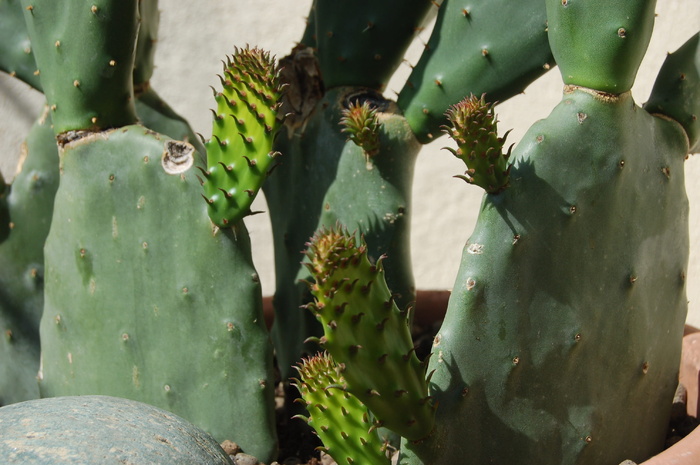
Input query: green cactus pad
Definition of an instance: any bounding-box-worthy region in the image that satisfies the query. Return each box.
[314,90,419,308]
[444,94,512,194]
[401,88,689,465]
[201,47,284,228]
[294,353,391,465]
[645,33,700,153]
[313,0,434,90]
[304,227,434,441]
[545,0,657,93]
[40,125,277,462]
[0,109,57,406]
[21,0,139,133]
[0,395,234,464]
[0,0,42,90]
[397,0,553,143]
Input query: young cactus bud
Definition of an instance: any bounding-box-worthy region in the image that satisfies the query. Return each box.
[444,94,512,194]
[303,226,434,441]
[340,100,381,157]
[293,352,391,465]
[202,46,284,228]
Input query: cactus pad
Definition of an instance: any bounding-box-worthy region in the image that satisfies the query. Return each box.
[304,227,434,440]
[644,33,700,152]
[397,0,553,142]
[294,352,391,465]
[201,47,284,227]
[545,0,656,93]
[401,88,689,465]
[21,0,139,133]
[40,125,277,462]
[0,0,42,90]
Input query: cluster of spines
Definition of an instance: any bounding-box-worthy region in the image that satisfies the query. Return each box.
[293,352,391,465]
[302,226,435,440]
[444,94,513,194]
[340,101,381,157]
[200,46,284,228]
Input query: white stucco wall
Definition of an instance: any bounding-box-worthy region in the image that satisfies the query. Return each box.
[1,1,699,324]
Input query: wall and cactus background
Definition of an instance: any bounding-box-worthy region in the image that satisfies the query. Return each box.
[0,1,698,464]
[2,0,698,326]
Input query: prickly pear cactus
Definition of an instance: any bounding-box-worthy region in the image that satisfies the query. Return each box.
[267,0,556,379]
[264,86,353,378]
[312,0,434,90]
[264,0,433,377]
[397,0,553,142]
[0,109,56,406]
[294,353,391,465]
[21,0,139,133]
[23,1,277,460]
[0,395,234,464]
[401,2,692,464]
[201,47,284,228]
[39,126,277,462]
[0,0,204,407]
[316,89,420,310]
[0,0,42,90]
[644,32,700,153]
[545,0,655,93]
[304,227,433,440]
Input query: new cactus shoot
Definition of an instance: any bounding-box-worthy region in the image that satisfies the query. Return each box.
[201,46,284,228]
[444,94,512,194]
[294,352,391,465]
[303,226,434,441]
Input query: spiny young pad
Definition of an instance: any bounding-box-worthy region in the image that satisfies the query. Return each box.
[303,226,434,440]
[340,100,380,157]
[202,46,284,228]
[294,352,390,465]
[444,94,512,194]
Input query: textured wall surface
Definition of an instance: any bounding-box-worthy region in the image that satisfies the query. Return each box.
[1,0,698,324]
